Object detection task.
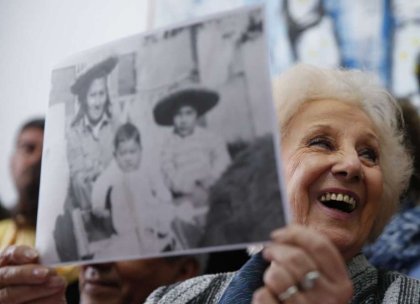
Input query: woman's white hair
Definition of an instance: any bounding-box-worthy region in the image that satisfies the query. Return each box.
[273,64,413,241]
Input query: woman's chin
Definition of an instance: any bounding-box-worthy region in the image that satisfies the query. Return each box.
[311,225,362,261]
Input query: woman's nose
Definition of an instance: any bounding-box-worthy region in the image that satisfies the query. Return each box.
[331,149,363,182]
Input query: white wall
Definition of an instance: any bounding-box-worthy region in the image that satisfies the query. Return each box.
[0,0,150,207]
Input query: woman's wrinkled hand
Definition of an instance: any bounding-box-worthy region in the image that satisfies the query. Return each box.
[0,245,67,304]
[253,225,353,304]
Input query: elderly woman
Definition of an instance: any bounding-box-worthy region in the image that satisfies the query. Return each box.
[143,64,419,303]
[0,64,419,304]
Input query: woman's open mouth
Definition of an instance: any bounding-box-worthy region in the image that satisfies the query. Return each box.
[318,192,358,213]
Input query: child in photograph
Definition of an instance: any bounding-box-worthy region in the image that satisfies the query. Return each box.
[90,122,174,259]
[153,85,231,247]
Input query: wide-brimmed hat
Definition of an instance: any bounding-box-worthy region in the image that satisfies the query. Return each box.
[70,56,118,97]
[153,86,219,126]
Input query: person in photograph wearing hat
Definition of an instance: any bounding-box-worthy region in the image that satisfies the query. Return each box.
[66,56,119,211]
[54,56,119,261]
[153,85,231,248]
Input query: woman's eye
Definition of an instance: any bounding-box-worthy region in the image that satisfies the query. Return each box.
[359,148,378,164]
[19,143,35,154]
[308,137,334,150]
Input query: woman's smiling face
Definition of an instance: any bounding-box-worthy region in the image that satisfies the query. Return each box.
[281,99,383,260]
[86,77,108,124]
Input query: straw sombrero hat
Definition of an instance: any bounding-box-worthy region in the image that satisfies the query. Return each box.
[153,86,219,126]
[70,56,118,97]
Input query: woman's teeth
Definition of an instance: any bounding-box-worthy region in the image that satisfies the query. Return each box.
[319,192,357,212]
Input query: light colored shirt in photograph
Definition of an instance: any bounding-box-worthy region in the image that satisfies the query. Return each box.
[91,160,174,257]
[161,127,231,196]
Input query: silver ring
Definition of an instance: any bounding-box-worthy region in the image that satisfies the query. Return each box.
[299,270,320,290]
[278,285,298,301]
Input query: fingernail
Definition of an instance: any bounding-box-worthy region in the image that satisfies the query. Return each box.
[24,248,38,259]
[47,276,66,288]
[33,267,49,278]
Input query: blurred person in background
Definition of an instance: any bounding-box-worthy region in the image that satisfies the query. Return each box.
[0,118,78,298]
[2,119,44,232]
[79,255,202,304]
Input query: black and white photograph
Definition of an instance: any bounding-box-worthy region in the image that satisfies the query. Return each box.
[36,5,287,265]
